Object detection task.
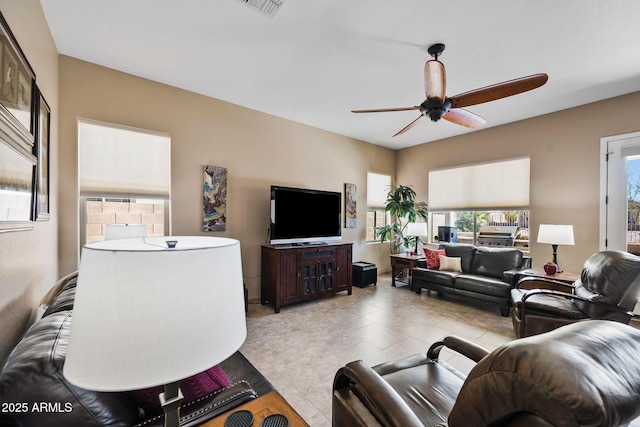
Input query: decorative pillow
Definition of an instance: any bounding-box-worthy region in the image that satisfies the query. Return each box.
[424,248,446,269]
[130,365,230,415]
[439,255,462,272]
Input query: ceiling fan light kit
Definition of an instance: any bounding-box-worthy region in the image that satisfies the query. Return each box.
[424,60,446,101]
[352,43,548,137]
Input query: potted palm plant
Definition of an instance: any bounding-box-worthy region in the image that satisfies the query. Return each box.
[376,185,428,253]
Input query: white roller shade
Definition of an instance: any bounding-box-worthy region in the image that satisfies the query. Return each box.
[367,172,391,208]
[428,158,530,210]
[78,120,171,198]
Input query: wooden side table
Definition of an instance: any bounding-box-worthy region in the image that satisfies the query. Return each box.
[515,268,580,284]
[390,253,425,288]
[201,390,309,427]
[513,268,580,293]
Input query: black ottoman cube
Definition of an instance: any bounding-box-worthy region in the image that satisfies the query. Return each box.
[352,261,377,287]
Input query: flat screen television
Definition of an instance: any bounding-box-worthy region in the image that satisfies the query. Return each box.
[270,185,342,245]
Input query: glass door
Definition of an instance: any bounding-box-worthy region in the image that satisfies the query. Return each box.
[601,133,640,253]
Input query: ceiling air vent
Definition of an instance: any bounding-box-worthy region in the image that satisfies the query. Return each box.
[238,0,287,18]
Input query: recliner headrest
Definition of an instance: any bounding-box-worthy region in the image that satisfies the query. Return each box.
[449,320,640,427]
[581,251,640,308]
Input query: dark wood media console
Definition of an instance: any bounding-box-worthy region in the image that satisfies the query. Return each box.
[261,242,352,313]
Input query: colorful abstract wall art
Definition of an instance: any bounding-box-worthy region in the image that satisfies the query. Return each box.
[345,183,356,228]
[203,165,227,231]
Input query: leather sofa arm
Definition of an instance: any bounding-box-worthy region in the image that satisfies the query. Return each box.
[516,276,575,292]
[341,361,424,427]
[520,288,637,319]
[427,335,490,363]
[133,381,258,427]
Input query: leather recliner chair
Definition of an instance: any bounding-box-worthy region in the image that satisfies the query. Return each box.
[332,320,640,427]
[510,250,640,338]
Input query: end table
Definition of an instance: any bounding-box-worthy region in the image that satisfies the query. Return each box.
[514,268,580,293]
[390,253,425,288]
[202,390,309,427]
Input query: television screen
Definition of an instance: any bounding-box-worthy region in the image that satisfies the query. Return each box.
[270,186,342,245]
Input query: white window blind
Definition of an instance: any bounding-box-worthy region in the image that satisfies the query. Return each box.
[367,172,391,208]
[428,158,529,210]
[78,120,171,198]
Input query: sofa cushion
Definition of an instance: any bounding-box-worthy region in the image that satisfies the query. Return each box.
[469,247,523,279]
[441,243,477,272]
[455,275,511,298]
[371,354,466,426]
[424,248,446,269]
[439,255,462,272]
[412,268,459,287]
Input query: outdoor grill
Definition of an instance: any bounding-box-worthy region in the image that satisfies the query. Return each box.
[477,225,520,247]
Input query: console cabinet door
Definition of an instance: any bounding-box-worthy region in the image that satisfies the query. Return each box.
[334,244,352,294]
[279,250,301,304]
[301,260,335,297]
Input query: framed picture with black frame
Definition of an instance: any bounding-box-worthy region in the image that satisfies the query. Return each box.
[33,88,50,220]
[0,12,35,144]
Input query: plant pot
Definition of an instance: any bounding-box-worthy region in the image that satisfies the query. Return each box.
[543,263,557,275]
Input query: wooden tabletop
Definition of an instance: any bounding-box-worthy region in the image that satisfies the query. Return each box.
[201,390,309,427]
[516,268,580,284]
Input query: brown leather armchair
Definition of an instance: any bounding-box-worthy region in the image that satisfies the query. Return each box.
[510,250,640,338]
[332,320,640,427]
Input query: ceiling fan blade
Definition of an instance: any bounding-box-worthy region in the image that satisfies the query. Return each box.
[393,115,424,137]
[352,106,420,113]
[450,73,548,108]
[442,108,486,128]
[424,60,446,102]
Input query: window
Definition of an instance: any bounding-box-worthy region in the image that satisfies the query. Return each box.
[428,158,530,247]
[82,197,167,244]
[366,172,391,242]
[430,210,530,247]
[78,119,171,245]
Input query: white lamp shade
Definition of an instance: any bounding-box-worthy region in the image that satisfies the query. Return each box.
[63,236,247,391]
[537,224,575,245]
[104,223,148,240]
[406,222,428,237]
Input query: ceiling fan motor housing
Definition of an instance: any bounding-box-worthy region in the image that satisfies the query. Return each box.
[421,98,452,122]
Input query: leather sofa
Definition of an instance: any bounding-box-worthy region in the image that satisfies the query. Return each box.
[0,273,273,427]
[411,243,531,316]
[332,320,640,427]
[511,250,640,338]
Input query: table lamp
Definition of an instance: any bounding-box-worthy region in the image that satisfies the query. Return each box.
[406,222,428,254]
[63,236,247,427]
[537,224,575,273]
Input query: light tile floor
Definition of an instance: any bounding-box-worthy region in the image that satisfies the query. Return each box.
[239,273,516,427]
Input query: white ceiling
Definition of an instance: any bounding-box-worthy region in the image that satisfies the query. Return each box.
[39,0,640,150]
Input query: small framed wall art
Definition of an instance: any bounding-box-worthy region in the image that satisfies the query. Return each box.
[33,90,50,220]
[345,183,356,228]
[203,165,227,232]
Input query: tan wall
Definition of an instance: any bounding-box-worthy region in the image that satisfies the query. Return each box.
[397,91,640,273]
[0,0,59,363]
[58,56,396,300]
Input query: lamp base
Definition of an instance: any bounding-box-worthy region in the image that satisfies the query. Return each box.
[160,382,184,427]
[551,244,563,273]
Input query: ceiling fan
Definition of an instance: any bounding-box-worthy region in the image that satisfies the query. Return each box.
[352,43,548,137]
